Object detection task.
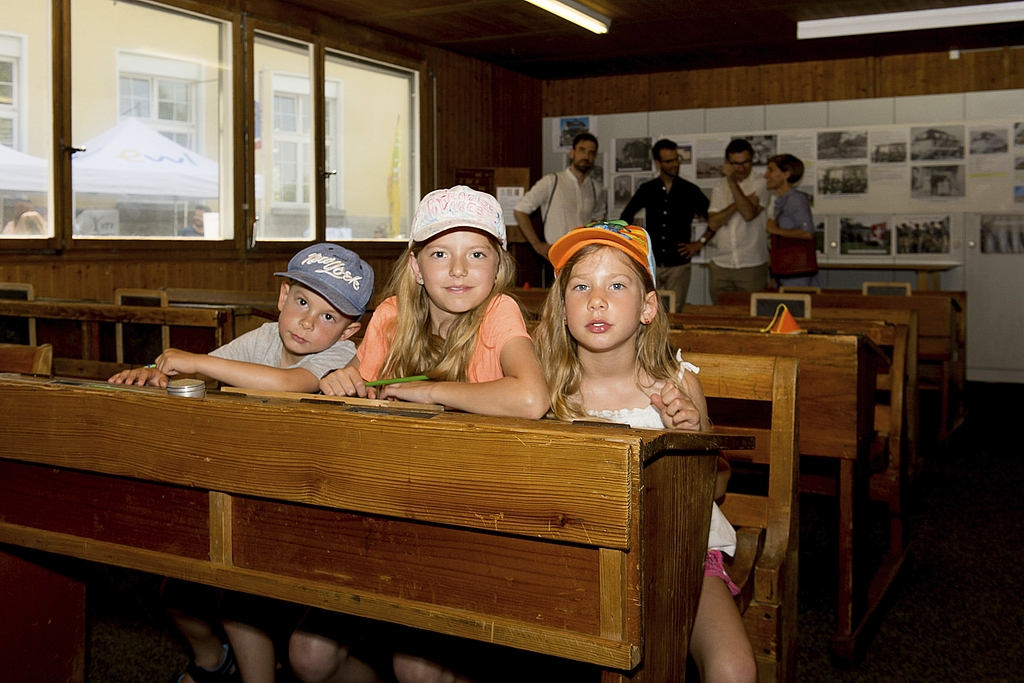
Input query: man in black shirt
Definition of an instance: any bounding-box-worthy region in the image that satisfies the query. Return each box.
[620,139,709,311]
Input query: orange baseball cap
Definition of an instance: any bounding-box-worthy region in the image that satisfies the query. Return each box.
[548,221,657,285]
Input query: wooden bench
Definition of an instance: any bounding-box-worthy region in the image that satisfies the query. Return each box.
[685,353,800,683]
[0,343,53,375]
[670,328,905,662]
[672,313,913,560]
[719,290,962,440]
[0,375,756,682]
[0,300,236,380]
[162,287,280,337]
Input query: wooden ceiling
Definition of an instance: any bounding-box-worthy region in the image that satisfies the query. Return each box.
[289,0,1024,78]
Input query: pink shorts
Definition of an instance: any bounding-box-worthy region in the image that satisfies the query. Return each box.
[705,549,741,597]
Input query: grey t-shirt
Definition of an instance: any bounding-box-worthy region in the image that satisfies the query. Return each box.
[210,322,356,380]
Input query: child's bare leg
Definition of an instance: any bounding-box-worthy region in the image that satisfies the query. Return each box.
[169,609,230,673]
[392,653,475,683]
[289,629,383,683]
[223,620,277,683]
[688,576,757,683]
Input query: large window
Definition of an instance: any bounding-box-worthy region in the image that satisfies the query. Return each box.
[0,10,51,240]
[324,51,417,241]
[71,0,232,240]
[253,34,315,241]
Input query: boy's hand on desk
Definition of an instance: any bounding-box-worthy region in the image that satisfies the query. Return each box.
[108,366,169,387]
[651,382,702,431]
[155,348,202,377]
[320,366,375,398]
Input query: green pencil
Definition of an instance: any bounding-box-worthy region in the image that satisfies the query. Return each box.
[364,375,429,387]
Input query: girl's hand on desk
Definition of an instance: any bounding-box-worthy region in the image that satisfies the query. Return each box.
[377,380,433,405]
[320,366,374,398]
[651,381,702,431]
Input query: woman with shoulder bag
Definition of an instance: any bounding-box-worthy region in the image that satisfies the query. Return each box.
[765,154,821,288]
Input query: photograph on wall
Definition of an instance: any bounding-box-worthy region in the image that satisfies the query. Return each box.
[733,134,777,165]
[1016,156,1024,171]
[895,215,950,254]
[696,157,725,180]
[1016,186,1024,203]
[613,174,633,207]
[980,214,1024,253]
[910,125,965,160]
[969,127,1009,155]
[554,116,594,151]
[818,164,868,195]
[678,144,693,164]
[1015,122,1024,146]
[840,216,891,255]
[870,130,908,163]
[911,165,965,199]
[817,131,868,160]
[615,137,652,172]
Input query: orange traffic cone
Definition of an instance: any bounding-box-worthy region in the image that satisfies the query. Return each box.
[761,303,804,334]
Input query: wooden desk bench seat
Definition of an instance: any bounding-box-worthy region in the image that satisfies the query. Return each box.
[0,375,757,682]
[685,353,800,683]
[670,328,904,663]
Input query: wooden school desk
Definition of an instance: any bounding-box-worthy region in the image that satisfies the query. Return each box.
[0,376,751,683]
[668,328,897,662]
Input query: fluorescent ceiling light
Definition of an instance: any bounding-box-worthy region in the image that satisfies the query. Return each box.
[797,1,1024,39]
[525,0,611,35]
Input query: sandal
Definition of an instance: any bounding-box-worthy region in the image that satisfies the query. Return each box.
[172,643,240,683]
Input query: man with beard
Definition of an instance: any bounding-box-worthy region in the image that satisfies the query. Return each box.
[514,132,606,261]
[620,139,709,311]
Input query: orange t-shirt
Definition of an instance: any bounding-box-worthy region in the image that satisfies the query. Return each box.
[355,294,531,383]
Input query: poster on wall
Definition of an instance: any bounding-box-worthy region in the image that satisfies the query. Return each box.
[911,165,965,199]
[840,216,890,255]
[613,174,633,209]
[553,116,596,152]
[818,165,868,195]
[870,130,908,163]
[817,131,867,160]
[895,215,951,254]
[980,214,1024,253]
[614,137,652,172]
[910,125,964,160]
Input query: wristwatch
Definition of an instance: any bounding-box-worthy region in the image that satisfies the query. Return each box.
[699,235,709,245]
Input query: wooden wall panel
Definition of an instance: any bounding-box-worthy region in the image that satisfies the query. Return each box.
[425,46,543,189]
[545,47,1024,116]
[0,256,397,302]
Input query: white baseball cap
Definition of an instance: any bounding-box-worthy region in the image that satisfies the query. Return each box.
[409,185,506,249]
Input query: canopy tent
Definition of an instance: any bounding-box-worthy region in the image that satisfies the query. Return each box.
[0,144,48,193]
[72,118,219,198]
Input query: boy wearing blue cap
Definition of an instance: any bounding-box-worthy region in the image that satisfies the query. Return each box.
[109,243,373,392]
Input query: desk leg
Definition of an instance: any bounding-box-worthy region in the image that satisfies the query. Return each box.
[0,545,86,682]
[628,452,715,682]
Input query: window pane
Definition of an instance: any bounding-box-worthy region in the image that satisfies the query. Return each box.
[71,0,232,240]
[324,52,417,241]
[254,33,313,241]
[0,4,53,240]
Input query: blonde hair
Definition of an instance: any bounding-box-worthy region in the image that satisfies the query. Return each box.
[14,211,45,236]
[378,232,517,382]
[535,244,678,420]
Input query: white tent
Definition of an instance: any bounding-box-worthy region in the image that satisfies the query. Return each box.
[72,118,219,198]
[0,144,48,193]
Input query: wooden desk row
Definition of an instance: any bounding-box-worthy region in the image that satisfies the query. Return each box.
[0,374,758,683]
[717,290,965,441]
[0,299,248,380]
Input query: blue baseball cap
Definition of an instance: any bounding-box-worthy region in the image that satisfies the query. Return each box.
[275,243,374,319]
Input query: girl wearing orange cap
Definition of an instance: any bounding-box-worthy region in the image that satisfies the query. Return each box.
[535,220,756,683]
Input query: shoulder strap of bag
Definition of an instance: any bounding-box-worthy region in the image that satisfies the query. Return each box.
[541,173,559,227]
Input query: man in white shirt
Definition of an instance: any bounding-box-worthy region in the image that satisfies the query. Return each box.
[514,133,607,261]
[683,139,770,303]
